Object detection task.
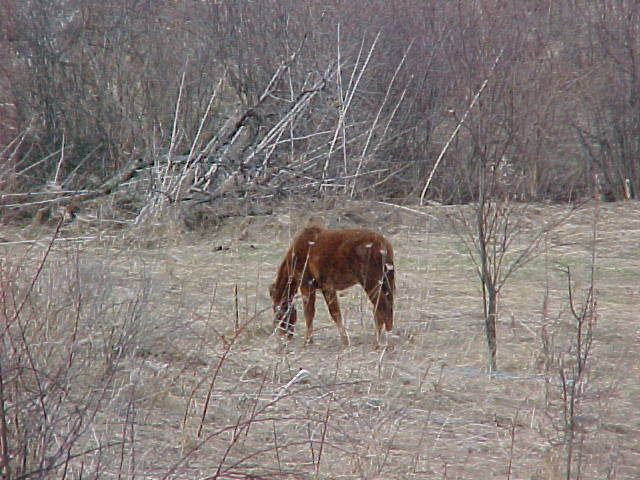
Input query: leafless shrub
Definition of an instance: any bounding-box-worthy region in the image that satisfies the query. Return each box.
[0,226,152,478]
[544,207,600,480]
[452,192,573,372]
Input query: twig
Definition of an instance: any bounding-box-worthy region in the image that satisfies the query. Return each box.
[15,149,62,177]
[335,24,347,178]
[2,194,92,208]
[53,133,65,187]
[0,190,91,199]
[0,127,29,175]
[375,201,436,218]
[0,354,11,479]
[0,235,117,247]
[234,284,239,335]
[2,216,64,336]
[196,308,270,438]
[315,391,334,477]
[359,164,411,191]
[374,79,411,154]
[274,369,311,398]
[160,64,188,196]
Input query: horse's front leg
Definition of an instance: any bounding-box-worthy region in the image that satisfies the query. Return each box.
[321,288,350,347]
[300,281,316,345]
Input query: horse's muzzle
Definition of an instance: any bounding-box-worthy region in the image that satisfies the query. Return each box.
[274,303,297,338]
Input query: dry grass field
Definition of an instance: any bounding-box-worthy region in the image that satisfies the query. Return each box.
[1,200,639,479]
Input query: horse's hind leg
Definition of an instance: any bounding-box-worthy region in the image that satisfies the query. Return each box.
[321,288,350,347]
[300,283,316,345]
[366,282,393,348]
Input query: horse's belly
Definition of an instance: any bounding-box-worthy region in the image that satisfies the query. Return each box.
[315,267,359,291]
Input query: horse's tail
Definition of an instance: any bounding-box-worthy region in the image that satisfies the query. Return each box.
[382,265,395,331]
[379,244,395,332]
[383,261,395,296]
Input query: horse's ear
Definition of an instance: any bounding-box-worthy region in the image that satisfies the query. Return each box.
[304,216,324,229]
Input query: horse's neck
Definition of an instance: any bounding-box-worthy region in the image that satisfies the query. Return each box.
[274,226,322,302]
[274,250,298,302]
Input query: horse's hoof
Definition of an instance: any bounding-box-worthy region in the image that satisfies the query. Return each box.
[373,341,393,351]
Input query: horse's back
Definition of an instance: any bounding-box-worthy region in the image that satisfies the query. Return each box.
[296,227,393,291]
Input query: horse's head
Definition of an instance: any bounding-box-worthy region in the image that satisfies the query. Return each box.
[269,282,297,338]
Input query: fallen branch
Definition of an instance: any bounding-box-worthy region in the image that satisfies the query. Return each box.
[0,235,118,246]
[0,190,91,199]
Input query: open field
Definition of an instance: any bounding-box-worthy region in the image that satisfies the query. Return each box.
[1,200,639,479]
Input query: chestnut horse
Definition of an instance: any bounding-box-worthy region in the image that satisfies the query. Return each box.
[269,223,395,347]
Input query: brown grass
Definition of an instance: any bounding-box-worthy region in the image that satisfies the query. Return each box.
[1,200,639,479]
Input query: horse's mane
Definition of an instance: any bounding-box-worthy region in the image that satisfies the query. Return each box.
[270,254,292,304]
[271,219,325,303]
[302,216,324,230]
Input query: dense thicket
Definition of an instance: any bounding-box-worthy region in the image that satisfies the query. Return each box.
[1,0,638,207]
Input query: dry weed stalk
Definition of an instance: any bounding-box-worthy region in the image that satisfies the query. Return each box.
[558,206,599,480]
[172,324,339,478]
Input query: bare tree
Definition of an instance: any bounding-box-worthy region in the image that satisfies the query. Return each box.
[453,160,565,371]
[432,1,579,370]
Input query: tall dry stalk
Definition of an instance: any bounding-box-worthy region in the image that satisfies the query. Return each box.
[559,206,599,480]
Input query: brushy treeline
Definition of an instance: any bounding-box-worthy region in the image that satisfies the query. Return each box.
[1,0,638,206]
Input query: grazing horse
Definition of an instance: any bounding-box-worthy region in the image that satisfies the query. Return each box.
[269,222,395,347]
